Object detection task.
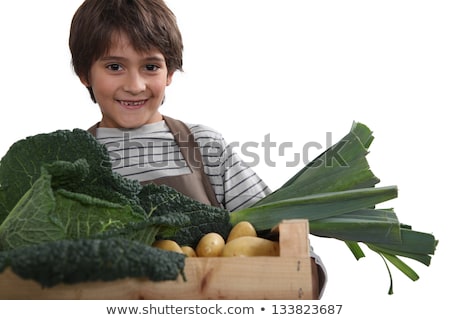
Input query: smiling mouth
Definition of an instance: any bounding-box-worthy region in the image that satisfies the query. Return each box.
[118,100,147,109]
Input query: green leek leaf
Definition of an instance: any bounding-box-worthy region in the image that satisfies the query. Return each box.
[345,241,365,260]
[230,186,397,230]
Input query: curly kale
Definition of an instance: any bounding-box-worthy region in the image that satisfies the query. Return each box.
[1,237,185,287]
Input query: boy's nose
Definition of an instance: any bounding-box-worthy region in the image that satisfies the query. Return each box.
[124,72,146,94]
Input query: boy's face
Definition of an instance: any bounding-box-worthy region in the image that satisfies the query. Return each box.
[82,32,174,128]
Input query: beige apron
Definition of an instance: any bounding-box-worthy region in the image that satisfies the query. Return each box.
[87,115,221,207]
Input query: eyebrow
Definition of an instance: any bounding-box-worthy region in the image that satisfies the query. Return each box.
[99,55,165,63]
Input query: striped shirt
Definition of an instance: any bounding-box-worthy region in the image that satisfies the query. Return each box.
[96,120,271,211]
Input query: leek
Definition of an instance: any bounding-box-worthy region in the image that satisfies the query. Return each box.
[230,121,438,294]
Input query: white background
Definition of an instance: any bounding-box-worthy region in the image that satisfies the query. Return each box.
[0,0,448,318]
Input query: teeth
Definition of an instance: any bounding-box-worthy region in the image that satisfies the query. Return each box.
[121,100,145,106]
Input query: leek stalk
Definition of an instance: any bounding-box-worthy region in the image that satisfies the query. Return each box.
[230,121,438,294]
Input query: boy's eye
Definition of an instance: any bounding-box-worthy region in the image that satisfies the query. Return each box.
[106,63,122,71]
[146,64,159,71]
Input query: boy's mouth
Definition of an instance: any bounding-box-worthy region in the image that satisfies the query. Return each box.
[118,100,147,109]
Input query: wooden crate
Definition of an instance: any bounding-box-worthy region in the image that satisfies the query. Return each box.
[0,219,318,299]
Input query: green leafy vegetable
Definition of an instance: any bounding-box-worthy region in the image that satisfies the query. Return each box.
[0,163,160,250]
[0,237,185,287]
[0,129,144,224]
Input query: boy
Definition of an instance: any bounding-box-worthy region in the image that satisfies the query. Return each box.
[69,0,270,211]
[69,0,326,296]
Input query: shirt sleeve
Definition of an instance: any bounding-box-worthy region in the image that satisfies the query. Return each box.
[219,143,272,211]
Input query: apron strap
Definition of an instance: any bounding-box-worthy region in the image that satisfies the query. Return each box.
[163,115,221,208]
[87,122,99,136]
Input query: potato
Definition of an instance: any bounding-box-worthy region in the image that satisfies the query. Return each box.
[226,221,257,242]
[152,239,183,254]
[181,245,197,257]
[221,236,280,257]
[196,232,225,257]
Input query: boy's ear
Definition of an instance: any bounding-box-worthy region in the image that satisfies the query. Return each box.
[166,71,175,86]
[79,75,90,87]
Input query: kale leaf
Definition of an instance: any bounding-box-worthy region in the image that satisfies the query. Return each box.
[0,165,154,250]
[1,237,185,287]
[0,129,143,223]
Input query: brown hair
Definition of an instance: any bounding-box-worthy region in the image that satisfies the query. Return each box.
[69,0,183,83]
